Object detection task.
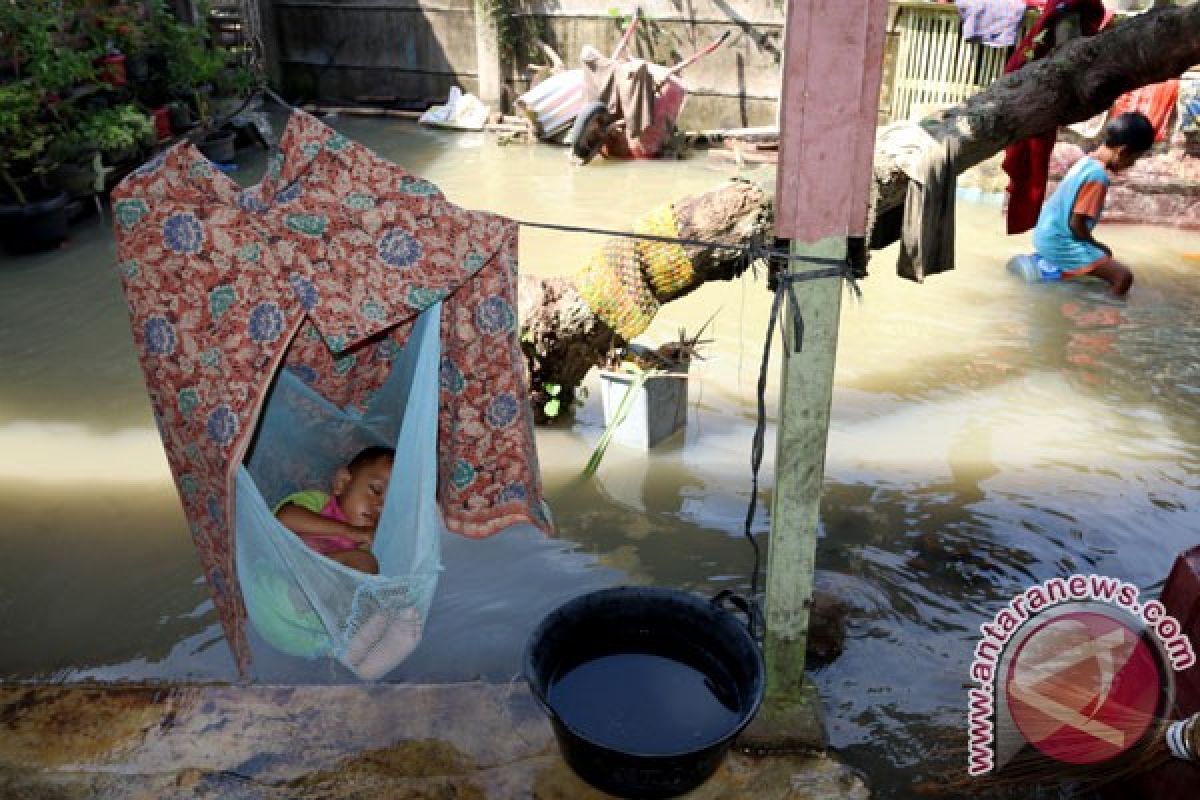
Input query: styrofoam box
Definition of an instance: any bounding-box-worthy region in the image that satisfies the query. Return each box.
[598,369,689,449]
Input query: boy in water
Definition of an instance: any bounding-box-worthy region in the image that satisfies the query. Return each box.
[1032,111,1155,296]
[274,445,395,574]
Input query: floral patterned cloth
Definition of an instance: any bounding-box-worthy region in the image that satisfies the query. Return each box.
[112,111,551,673]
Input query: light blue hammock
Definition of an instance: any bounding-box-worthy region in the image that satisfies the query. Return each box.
[235,303,444,679]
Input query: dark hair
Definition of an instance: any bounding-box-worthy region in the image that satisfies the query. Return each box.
[347,445,396,471]
[1103,111,1155,155]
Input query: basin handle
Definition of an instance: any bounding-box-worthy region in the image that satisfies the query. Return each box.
[711,589,764,642]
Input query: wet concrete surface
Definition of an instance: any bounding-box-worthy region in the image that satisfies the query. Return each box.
[0,683,869,799]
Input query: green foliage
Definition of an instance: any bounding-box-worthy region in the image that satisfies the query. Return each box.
[85,1,149,55]
[0,0,246,201]
[0,81,55,204]
[217,63,256,97]
[141,0,252,125]
[477,0,544,64]
[48,104,154,164]
[91,105,153,154]
[0,0,97,91]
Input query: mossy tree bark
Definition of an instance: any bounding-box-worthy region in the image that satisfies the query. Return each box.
[518,4,1200,419]
[519,179,773,421]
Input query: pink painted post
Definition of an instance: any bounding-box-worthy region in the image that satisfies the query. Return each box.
[774,0,890,241]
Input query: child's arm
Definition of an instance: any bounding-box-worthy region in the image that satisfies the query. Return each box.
[275,503,376,545]
[1068,213,1111,258]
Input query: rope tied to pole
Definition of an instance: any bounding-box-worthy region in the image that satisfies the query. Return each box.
[741,251,862,641]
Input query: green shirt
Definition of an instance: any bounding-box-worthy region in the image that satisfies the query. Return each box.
[273,489,330,516]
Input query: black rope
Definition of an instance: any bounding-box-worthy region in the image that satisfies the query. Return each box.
[741,255,861,641]
[520,214,870,640]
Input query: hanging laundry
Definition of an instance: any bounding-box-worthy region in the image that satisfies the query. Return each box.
[1001,0,1111,234]
[1109,80,1181,143]
[898,133,962,283]
[111,111,551,674]
[956,0,1028,48]
[580,46,657,140]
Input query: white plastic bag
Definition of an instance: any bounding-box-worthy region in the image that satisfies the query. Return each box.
[418,86,490,131]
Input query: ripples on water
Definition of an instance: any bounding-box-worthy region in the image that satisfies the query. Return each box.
[1,120,1197,797]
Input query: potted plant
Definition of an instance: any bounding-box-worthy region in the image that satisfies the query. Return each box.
[0,81,69,254]
[80,104,156,167]
[2,0,97,94]
[186,44,240,159]
[99,2,151,83]
[46,126,102,201]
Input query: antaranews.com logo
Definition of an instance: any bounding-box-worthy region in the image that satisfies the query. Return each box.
[967,574,1196,775]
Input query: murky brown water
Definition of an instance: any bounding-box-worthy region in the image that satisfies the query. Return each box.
[2,118,1198,796]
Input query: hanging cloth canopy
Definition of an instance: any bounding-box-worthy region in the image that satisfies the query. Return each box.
[112,111,553,675]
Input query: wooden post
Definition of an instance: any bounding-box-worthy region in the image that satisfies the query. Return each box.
[740,0,889,752]
[473,3,504,111]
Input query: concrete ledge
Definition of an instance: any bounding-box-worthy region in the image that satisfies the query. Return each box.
[0,683,868,799]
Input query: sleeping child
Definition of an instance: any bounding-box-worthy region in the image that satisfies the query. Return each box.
[274,445,395,575]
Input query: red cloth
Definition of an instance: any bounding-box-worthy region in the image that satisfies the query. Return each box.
[1001,0,1110,234]
[111,111,550,672]
[1110,80,1180,142]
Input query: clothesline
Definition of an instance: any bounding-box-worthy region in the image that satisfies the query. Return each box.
[514,217,866,277]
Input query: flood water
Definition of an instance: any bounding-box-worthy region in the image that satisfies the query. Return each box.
[1,118,1198,797]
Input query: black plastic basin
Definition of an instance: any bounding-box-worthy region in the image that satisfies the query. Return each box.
[525,587,765,799]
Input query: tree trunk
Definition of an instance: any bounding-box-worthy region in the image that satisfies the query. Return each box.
[519,179,773,421]
[519,5,1200,417]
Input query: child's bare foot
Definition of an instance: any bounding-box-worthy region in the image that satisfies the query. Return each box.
[343,612,390,669]
[346,608,423,681]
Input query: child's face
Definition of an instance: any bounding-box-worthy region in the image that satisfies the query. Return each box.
[333,455,394,528]
[1109,144,1144,173]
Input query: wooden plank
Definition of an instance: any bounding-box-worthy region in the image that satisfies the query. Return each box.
[848,0,891,232]
[890,9,912,121]
[761,0,886,742]
[761,235,848,696]
[774,0,889,241]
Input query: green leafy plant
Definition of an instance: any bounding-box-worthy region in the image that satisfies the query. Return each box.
[0,0,96,91]
[0,81,56,204]
[476,0,544,64]
[75,104,155,160]
[145,0,247,129]
[88,1,149,56]
[146,1,223,92]
[216,62,256,98]
[45,125,95,167]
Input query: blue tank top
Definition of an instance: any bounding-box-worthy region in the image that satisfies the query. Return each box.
[1032,156,1109,271]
